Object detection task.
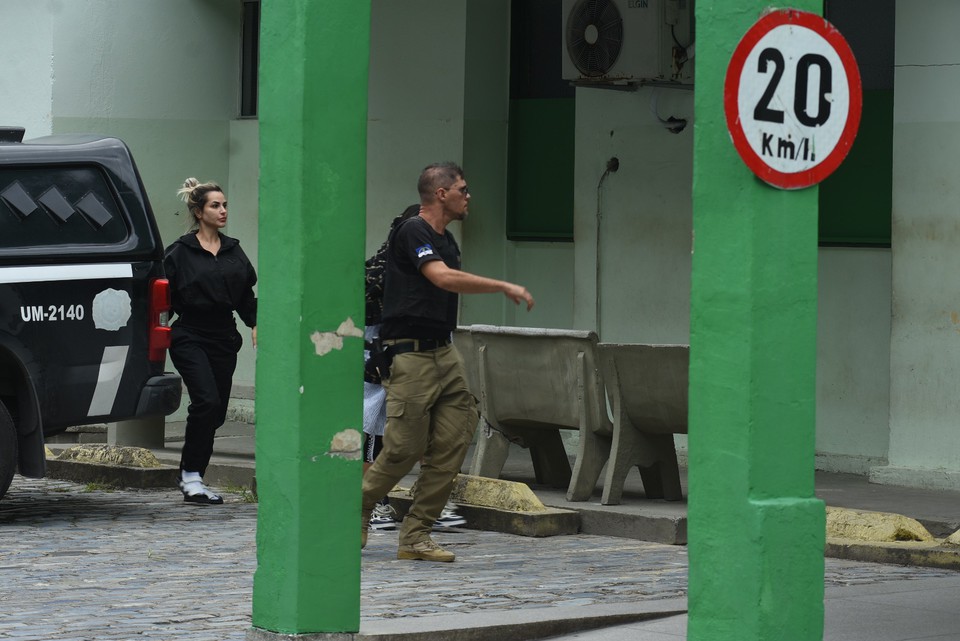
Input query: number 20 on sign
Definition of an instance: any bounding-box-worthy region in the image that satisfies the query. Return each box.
[724,9,862,190]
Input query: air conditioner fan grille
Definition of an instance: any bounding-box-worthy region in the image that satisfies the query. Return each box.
[566,0,624,78]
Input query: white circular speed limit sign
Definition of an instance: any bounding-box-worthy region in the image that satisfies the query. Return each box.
[724,9,862,190]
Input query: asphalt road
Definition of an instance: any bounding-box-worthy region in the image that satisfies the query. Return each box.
[2,476,956,641]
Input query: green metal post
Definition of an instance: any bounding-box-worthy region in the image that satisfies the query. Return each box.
[688,1,825,640]
[251,0,370,635]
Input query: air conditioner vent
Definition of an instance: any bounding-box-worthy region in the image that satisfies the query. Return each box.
[566,0,625,78]
[561,0,694,85]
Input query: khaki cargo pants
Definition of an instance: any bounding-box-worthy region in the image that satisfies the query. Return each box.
[361,344,479,545]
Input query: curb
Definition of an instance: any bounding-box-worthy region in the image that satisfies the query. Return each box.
[387,493,580,538]
[577,508,687,545]
[44,457,257,496]
[45,458,178,489]
[823,506,960,571]
[387,473,581,537]
[246,600,688,641]
[825,537,960,571]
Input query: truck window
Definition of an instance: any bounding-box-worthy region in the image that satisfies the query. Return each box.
[0,165,130,251]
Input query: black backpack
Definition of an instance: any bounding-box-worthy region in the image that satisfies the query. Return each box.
[365,204,420,327]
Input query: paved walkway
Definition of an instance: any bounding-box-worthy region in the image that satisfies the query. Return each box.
[3,475,959,640]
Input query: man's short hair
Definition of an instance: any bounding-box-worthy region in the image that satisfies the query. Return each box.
[418,162,464,200]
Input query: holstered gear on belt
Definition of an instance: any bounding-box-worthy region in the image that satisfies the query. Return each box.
[364,338,392,383]
[365,338,452,383]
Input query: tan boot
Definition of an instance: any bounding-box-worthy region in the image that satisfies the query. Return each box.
[397,538,455,562]
[361,509,371,549]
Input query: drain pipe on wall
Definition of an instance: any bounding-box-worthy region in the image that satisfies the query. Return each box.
[595,156,619,338]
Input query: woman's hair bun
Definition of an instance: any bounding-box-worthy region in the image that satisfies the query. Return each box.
[178,178,200,203]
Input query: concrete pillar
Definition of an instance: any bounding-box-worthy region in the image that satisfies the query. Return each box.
[687,2,825,640]
[460,0,511,327]
[879,2,960,491]
[107,417,164,449]
[249,0,370,636]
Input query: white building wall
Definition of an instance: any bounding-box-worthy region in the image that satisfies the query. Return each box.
[572,86,694,344]
[51,1,238,122]
[0,2,54,137]
[877,0,960,489]
[366,0,467,256]
[227,120,260,398]
[815,248,891,474]
[459,0,511,327]
[365,0,575,328]
[50,0,241,250]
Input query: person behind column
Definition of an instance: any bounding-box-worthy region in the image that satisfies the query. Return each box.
[363,204,468,532]
[165,178,258,505]
[362,204,419,531]
[361,162,534,562]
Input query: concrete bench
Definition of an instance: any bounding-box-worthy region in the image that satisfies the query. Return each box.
[452,327,481,397]
[455,325,612,502]
[597,343,689,504]
[453,326,690,505]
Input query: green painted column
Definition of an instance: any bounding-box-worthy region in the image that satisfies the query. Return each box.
[251,0,370,635]
[688,1,825,640]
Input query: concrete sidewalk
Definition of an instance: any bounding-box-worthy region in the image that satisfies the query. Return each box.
[548,574,960,641]
[36,419,960,640]
[47,419,960,546]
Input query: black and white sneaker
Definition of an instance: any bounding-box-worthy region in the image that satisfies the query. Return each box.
[179,474,223,505]
[369,502,398,530]
[433,502,466,529]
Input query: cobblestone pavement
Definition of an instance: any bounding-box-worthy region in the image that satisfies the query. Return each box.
[1,477,956,641]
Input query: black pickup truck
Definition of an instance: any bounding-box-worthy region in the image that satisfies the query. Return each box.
[0,128,182,498]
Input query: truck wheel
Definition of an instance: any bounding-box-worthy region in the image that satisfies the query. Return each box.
[0,401,16,499]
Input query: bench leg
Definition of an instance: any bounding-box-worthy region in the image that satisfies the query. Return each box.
[469,428,511,479]
[634,433,683,501]
[601,413,684,503]
[646,433,683,501]
[600,413,637,505]
[567,428,610,502]
[527,430,572,488]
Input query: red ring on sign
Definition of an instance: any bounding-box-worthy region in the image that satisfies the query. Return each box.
[723,9,862,190]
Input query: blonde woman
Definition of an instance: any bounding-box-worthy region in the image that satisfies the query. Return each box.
[164,178,257,504]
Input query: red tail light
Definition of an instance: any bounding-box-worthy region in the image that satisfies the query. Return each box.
[148,278,172,362]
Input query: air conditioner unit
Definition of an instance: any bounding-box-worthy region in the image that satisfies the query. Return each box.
[562,0,694,86]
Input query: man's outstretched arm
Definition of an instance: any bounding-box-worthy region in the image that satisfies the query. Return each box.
[421,261,534,310]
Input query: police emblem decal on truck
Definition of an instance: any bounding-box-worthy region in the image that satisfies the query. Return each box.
[92,288,132,330]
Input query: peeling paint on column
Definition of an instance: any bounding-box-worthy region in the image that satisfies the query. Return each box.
[317,429,362,461]
[310,317,365,356]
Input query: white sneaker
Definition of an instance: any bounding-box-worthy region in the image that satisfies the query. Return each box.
[369,502,398,530]
[179,475,223,505]
[433,501,466,529]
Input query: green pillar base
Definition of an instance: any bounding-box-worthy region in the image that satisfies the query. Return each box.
[247,628,356,640]
[689,497,825,641]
